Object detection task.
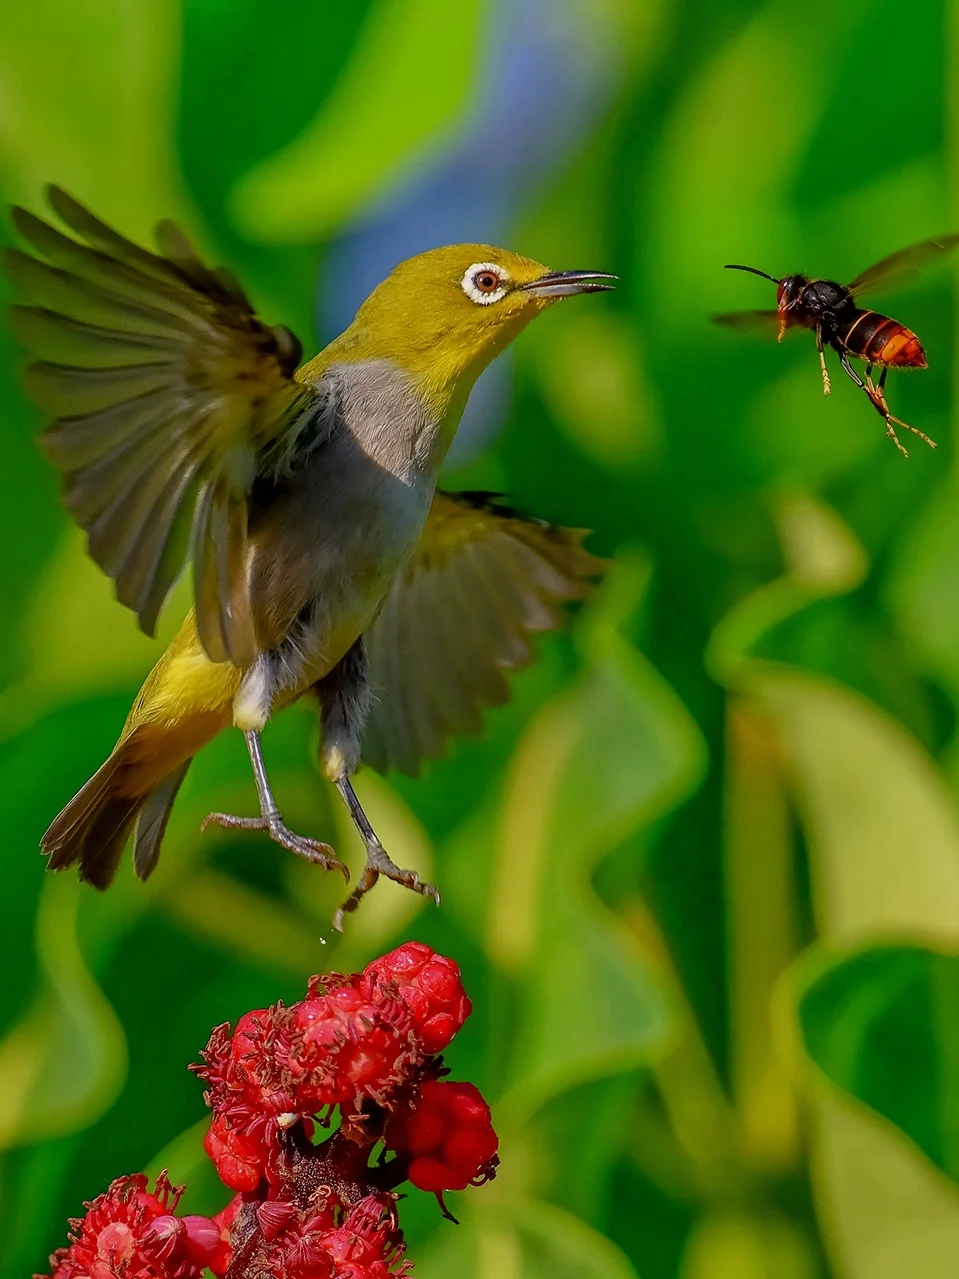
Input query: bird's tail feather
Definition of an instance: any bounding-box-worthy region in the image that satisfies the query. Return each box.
[42,741,192,889]
[132,758,192,880]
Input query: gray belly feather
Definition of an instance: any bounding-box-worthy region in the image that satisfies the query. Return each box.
[246,359,440,697]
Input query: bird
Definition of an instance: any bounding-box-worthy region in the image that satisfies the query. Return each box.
[7,188,613,927]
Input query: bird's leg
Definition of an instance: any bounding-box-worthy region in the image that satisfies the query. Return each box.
[816,326,831,395]
[314,641,439,931]
[331,778,440,931]
[202,656,347,877]
[837,351,936,454]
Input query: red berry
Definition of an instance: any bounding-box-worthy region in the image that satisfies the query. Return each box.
[405,1155,453,1194]
[277,988,408,1105]
[232,1008,269,1063]
[445,1124,498,1169]
[360,943,471,1054]
[404,1106,445,1153]
[204,1113,266,1192]
[386,1081,498,1194]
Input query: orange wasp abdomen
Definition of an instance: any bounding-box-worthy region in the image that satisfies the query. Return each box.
[838,308,927,368]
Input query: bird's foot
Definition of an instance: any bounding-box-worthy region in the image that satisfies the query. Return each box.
[200,810,349,879]
[333,841,439,933]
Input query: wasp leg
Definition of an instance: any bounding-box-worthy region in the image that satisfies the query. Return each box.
[816,326,832,395]
[872,364,936,450]
[837,352,935,455]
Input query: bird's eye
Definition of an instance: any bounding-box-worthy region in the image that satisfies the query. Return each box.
[462,262,509,305]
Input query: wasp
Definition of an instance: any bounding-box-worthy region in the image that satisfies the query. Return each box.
[716,236,959,455]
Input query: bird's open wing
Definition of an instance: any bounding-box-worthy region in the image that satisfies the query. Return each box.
[362,491,603,775]
[7,186,315,667]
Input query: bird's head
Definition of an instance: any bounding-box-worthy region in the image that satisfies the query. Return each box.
[324,244,615,416]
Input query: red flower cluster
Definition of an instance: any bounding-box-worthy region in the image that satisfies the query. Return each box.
[195,942,487,1197]
[42,1172,229,1279]
[39,943,497,1279]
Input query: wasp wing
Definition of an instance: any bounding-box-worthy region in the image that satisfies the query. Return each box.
[361,492,603,776]
[713,310,799,339]
[8,187,316,667]
[849,234,959,297]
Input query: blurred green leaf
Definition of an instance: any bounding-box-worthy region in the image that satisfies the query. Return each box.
[756,669,959,943]
[707,488,868,687]
[527,308,663,468]
[810,1091,959,1279]
[796,943,959,1186]
[0,877,126,1150]
[416,1198,640,1279]
[231,0,483,242]
[490,558,706,1117]
[21,530,187,704]
[0,0,184,227]
[178,0,373,222]
[678,1210,818,1279]
[886,475,959,699]
[752,669,959,1274]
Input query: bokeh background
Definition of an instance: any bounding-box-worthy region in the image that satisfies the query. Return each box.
[2,0,959,1275]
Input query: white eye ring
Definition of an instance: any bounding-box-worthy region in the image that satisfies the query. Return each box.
[462,261,509,305]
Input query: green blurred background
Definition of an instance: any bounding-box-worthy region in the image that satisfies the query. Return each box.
[3,0,959,1275]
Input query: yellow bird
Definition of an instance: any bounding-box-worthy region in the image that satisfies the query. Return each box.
[8,189,611,926]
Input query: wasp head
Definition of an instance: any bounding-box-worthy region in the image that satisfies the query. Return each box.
[776,274,807,311]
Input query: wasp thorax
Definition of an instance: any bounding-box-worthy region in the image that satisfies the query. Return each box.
[801,279,846,312]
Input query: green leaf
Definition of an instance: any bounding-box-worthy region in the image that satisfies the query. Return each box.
[751,669,959,1275]
[0,877,126,1150]
[886,475,959,699]
[231,0,484,242]
[0,0,184,230]
[754,669,959,942]
[20,530,188,704]
[415,1198,640,1279]
[810,1092,959,1279]
[796,943,959,1186]
[679,1209,819,1279]
[178,0,374,221]
[489,557,706,1118]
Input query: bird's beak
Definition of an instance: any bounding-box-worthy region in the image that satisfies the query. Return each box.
[520,270,617,298]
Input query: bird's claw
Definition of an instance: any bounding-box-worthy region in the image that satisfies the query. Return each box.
[200,811,349,880]
[333,842,439,932]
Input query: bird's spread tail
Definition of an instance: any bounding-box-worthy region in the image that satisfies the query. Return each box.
[42,741,192,889]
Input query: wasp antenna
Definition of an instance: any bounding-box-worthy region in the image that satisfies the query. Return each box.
[724,264,779,283]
